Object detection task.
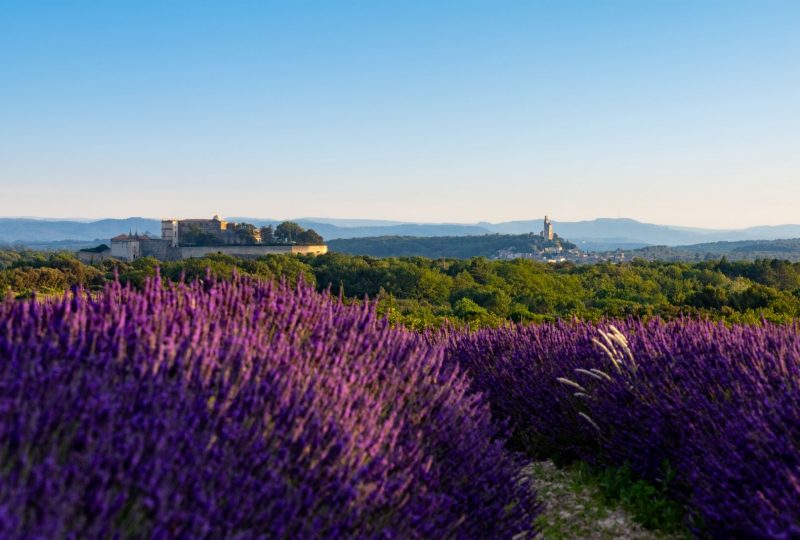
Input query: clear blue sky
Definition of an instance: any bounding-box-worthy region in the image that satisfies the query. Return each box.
[1,1,798,228]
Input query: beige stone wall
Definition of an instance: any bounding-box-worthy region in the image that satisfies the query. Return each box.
[140,239,172,261]
[111,240,140,262]
[178,244,327,259]
[289,245,328,255]
[77,251,110,264]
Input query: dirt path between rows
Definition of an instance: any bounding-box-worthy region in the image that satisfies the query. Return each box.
[522,461,683,540]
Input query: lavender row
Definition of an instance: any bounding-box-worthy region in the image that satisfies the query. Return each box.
[445,319,800,538]
[0,274,539,539]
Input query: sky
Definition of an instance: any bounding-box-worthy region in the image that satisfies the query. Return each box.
[1,1,799,228]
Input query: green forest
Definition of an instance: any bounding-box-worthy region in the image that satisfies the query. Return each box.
[3,248,800,327]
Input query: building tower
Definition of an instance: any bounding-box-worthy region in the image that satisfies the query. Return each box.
[161,219,179,247]
[542,215,554,241]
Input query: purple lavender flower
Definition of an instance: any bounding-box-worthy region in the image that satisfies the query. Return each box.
[0,274,539,539]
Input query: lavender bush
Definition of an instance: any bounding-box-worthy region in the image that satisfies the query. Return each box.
[446,319,800,538]
[0,274,539,539]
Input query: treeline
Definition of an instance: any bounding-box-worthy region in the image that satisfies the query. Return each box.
[182,220,324,246]
[623,238,800,263]
[2,249,800,326]
[327,233,575,258]
[0,250,107,295]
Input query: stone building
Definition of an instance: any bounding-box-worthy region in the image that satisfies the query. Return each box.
[110,234,146,262]
[176,215,229,244]
[161,220,179,247]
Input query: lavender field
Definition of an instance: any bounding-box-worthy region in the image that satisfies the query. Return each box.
[446,319,800,538]
[1,275,799,538]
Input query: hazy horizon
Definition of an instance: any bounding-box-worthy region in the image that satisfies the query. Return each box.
[3,213,800,233]
[2,1,799,228]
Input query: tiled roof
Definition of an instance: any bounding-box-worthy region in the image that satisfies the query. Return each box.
[111,234,149,241]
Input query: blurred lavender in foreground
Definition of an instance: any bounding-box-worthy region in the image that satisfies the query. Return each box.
[0,274,539,539]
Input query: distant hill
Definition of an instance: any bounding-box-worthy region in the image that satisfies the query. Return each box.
[0,239,109,251]
[482,218,800,247]
[328,234,574,259]
[620,238,800,262]
[329,235,800,262]
[0,217,493,244]
[212,217,800,247]
[0,218,160,244]
[571,240,651,252]
[229,219,492,241]
[3,216,800,248]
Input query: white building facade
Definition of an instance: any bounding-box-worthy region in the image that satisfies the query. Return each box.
[110,235,142,262]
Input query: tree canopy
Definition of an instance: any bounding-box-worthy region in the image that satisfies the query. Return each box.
[273,222,324,245]
[3,249,800,327]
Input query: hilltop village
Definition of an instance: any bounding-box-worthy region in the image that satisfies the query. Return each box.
[491,216,626,264]
[78,216,327,263]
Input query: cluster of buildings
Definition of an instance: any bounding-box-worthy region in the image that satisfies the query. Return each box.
[495,248,628,265]
[494,246,571,264]
[493,216,568,263]
[77,216,327,263]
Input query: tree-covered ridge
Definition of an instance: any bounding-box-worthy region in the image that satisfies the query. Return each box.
[3,249,800,326]
[617,238,800,262]
[328,232,576,258]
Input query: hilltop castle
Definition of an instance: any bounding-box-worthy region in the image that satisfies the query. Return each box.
[106,216,327,262]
